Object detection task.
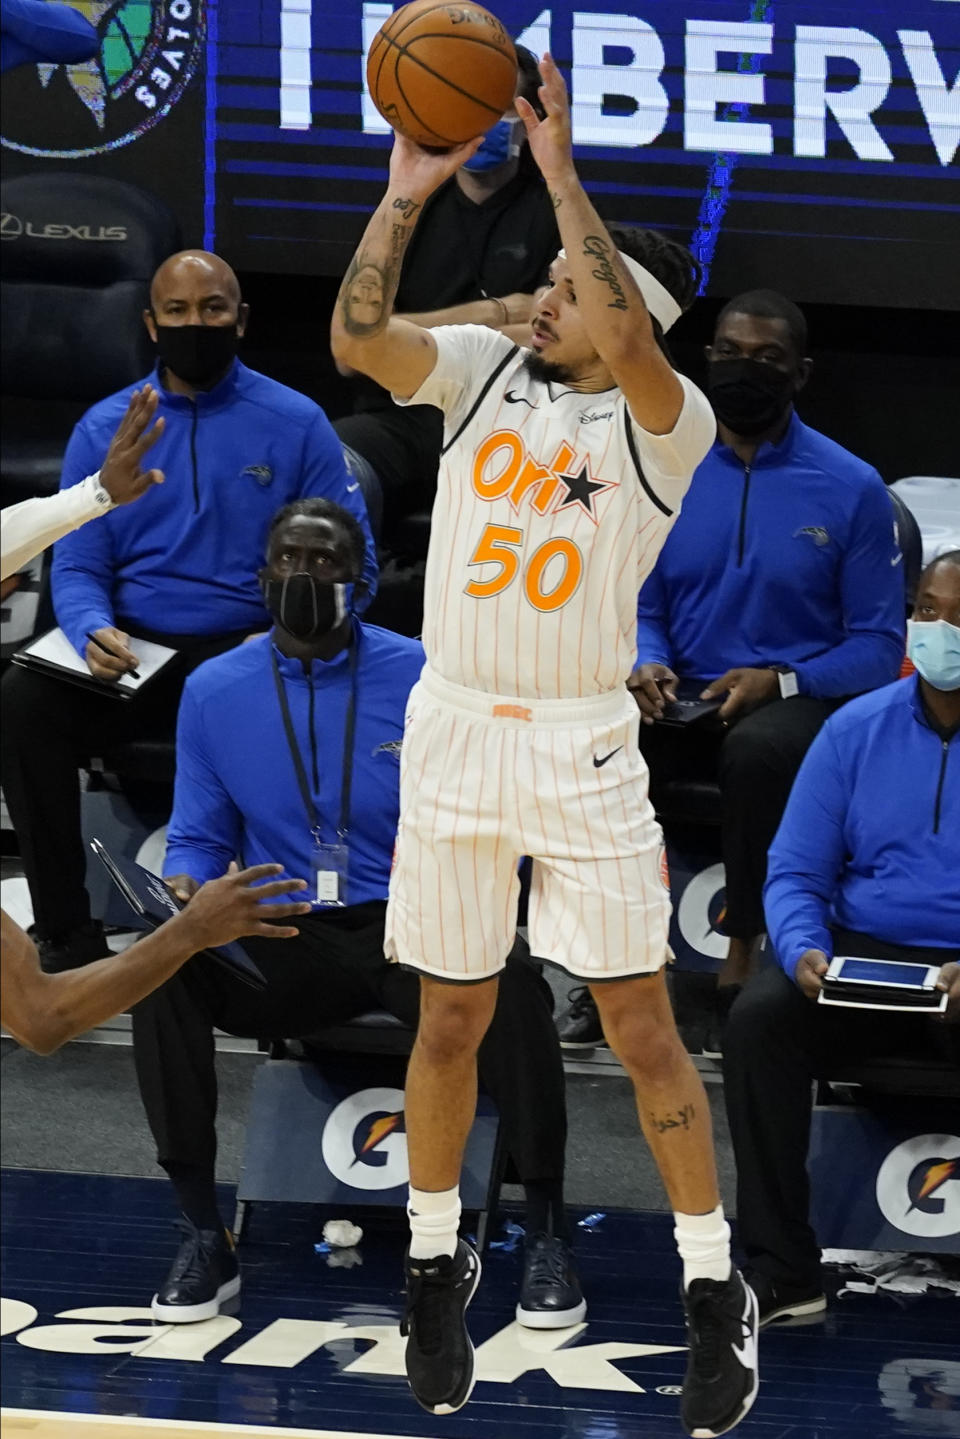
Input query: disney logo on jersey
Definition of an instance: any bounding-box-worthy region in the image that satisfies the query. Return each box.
[471,432,618,525]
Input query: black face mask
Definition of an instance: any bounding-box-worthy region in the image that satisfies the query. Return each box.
[260,571,352,641]
[706,357,797,437]
[154,323,240,388]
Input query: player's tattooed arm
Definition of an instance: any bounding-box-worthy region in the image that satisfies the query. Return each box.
[392,196,421,222]
[337,203,420,339]
[582,233,630,312]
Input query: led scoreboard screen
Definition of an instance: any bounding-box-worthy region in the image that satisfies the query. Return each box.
[209,0,959,306]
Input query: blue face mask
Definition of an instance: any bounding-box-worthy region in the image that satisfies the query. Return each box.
[907,618,960,692]
[462,117,522,173]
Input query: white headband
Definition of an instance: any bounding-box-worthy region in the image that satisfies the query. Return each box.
[558,247,683,333]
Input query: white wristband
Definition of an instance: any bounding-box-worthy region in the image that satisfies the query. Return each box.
[87,471,115,510]
[777,669,799,699]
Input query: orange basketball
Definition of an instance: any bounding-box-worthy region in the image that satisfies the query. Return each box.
[367,0,518,149]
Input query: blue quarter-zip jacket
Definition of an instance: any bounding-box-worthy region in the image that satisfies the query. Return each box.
[636,414,904,698]
[164,625,424,905]
[2,0,97,71]
[52,361,377,657]
[765,677,959,979]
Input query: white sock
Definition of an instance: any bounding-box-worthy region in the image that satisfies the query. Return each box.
[674,1204,732,1288]
[407,1185,461,1260]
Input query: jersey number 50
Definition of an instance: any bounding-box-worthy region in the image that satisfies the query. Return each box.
[464,523,583,613]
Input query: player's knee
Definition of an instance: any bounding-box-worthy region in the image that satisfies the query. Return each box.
[598,983,681,1078]
[619,1016,681,1081]
[416,980,496,1061]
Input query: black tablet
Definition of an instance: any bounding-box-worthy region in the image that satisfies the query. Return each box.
[90,839,267,990]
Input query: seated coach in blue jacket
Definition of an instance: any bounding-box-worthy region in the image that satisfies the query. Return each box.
[132,498,580,1334]
[1,250,377,974]
[723,551,960,1329]
[632,291,904,992]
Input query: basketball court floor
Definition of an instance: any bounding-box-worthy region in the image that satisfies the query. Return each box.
[2,1168,958,1439]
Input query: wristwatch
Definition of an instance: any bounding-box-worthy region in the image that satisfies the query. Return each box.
[87,471,115,510]
[771,665,799,699]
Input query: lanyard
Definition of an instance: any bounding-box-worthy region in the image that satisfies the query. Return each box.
[270,637,358,843]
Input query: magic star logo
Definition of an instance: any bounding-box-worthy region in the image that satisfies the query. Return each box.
[1,0,205,159]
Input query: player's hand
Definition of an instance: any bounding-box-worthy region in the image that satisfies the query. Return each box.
[628,663,679,724]
[387,131,483,202]
[936,962,960,1021]
[99,386,165,504]
[172,863,312,948]
[795,949,829,1000]
[165,873,200,904]
[515,52,574,185]
[701,667,779,721]
[85,626,140,681]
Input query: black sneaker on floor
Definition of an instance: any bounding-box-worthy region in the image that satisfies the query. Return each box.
[516,1232,587,1328]
[743,1267,826,1327]
[681,1268,759,1438]
[701,985,741,1060]
[402,1238,481,1415]
[37,920,107,974]
[556,986,606,1049]
[152,1220,240,1322]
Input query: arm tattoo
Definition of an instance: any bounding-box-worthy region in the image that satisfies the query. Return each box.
[648,1102,695,1135]
[338,253,389,339]
[582,233,629,312]
[549,189,562,210]
[337,197,421,339]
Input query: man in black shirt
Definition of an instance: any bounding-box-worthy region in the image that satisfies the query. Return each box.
[334,46,558,529]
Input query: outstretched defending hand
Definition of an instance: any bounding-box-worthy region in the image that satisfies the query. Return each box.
[99,385,165,505]
[515,52,573,185]
[173,862,312,948]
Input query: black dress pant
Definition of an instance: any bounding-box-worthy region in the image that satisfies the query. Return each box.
[723,931,960,1288]
[132,904,567,1190]
[0,628,244,939]
[640,695,835,940]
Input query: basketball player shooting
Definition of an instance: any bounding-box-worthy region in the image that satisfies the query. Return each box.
[331,53,759,1439]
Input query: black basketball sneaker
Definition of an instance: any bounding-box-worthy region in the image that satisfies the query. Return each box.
[402,1238,481,1415]
[681,1268,759,1437]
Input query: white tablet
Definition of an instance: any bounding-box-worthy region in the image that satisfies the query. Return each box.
[819,955,947,1013]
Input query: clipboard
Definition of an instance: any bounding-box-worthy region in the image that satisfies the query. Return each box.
[13,627,177,700]
[90,839,267,990]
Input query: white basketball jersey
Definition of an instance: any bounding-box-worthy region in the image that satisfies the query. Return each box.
[400,325,716,700]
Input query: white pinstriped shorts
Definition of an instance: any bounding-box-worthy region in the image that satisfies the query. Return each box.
[384,666,671,982]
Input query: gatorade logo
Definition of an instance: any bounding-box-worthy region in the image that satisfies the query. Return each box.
[876,1134,960,1239]
[320,1087,409,1191]
[675,861,728,961]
